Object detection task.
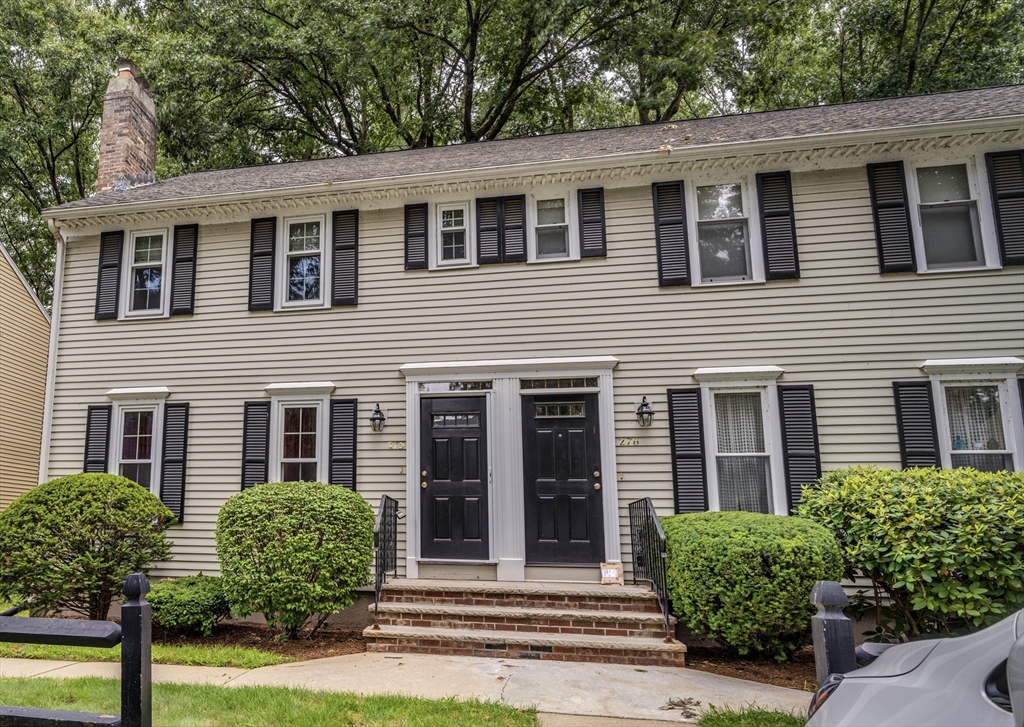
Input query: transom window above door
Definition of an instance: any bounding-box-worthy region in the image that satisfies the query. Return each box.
[282,405,319,481]
[914,164,984,269]
[695,184,752,283]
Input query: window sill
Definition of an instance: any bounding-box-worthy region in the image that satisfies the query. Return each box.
[432,261,477,271]
[275,300,328,312]
[916,264,998,275]
[121,309,167,320]
[527,256,579,265]
[693,278,765,288]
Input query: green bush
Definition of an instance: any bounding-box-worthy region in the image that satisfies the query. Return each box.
[800,466,1024,640]
[149,575,231,636]
[215,482,375,639]
[0,473,175,620]
[662,511,842,660]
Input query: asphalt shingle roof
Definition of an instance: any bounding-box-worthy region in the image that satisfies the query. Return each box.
[50,85,1024,214]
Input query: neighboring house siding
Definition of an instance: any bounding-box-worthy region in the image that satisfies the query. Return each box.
[45,164,1024,576]
[0,250,49,508]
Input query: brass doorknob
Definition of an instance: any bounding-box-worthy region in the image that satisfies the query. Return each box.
[421,481,428,489]
[594,483,601,490]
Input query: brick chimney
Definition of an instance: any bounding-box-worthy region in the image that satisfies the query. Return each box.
[96,60,157,194]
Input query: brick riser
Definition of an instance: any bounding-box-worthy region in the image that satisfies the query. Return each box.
[375,614,667,639]
[366,639,685,667]
[385,592,662,613]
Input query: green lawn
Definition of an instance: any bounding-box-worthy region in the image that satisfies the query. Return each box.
[0,677,537,727]
[698,705,806,727]
[0,643,289,669]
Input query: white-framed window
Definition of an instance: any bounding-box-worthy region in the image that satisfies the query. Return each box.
[923,359,1024,472]
[905,155,1000,272]
[122,229,169,317]
[436,202,471,266]
[686,177,764,284]
[527,191,578,262]
[277,215,328,309]
[111,403,162,494]
[269,396,330,482]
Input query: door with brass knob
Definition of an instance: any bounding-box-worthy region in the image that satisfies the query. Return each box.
[419,396,489,560]
[521,393,605,565]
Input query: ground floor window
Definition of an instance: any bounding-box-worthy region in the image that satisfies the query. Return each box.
[113,404,161,493]
[281,405,319,481]
[941,382,1015,472]
[711,390,771,513]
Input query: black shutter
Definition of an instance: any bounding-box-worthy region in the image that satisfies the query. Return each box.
[329,399,357,489]
[985,150,1024,266]
[248,218,276,311]
[502,195,527,262]
[241,401,271,489]
[757,172,800,279]
[404,203,428,270]
[477,198,501,264]
[332,210,359,306]
[170,224,198,315]
[892,381,939,468]
[160,403,189,520]
[778,385,821,513]
[668,388,707,513]
[84,404,112,472]
[578,188,607,258]
[653,182,690,286]
[94,231,124,320]
[867,162,916,273]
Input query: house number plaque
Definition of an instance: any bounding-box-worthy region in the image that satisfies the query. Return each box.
[616,437,640,447]
[388,441,406,450]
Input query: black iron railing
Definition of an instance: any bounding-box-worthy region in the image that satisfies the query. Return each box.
[628,497,673,642]
[0,574,152,727]
[372,494,399,628]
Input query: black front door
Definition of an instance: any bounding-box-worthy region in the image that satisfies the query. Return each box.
[522,394,605,564]
[420,396,489,560]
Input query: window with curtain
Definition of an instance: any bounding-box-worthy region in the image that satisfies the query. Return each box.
[714,391,770,513]
[944,385,1012,472]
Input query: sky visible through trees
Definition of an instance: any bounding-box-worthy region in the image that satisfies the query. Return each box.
[2,0,1022,305]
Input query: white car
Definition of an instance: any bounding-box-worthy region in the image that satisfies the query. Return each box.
[807,609,1024,727]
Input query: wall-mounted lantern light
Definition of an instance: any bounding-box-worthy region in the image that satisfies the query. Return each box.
[369,404,387,432]
[635,397,654,427]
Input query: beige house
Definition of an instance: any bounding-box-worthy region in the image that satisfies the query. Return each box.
[38,66,1024,663]
[1,242,50,508]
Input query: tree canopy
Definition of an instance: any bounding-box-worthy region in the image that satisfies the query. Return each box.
[3,0,1022,305]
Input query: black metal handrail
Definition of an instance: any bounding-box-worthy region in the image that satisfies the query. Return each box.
[628,497,673,642]
[372,494,399,629]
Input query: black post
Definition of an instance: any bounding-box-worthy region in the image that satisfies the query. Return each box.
[121,573,152,727]
[810,580,857,685]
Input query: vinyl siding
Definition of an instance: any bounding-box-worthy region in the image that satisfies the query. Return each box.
[46,163,1024,576]
[1,252,49,508]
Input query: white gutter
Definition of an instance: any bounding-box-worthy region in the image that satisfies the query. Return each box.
[39,219,67,483]
[43,115,1023,225]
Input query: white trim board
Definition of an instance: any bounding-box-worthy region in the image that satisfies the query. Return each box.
[921,358,1024,375]
[106,386,171,400]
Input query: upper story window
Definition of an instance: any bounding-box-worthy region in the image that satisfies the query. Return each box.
[535,198,570,259]
[915,164,984,268]
[437,203,470,265]
[123,230,169,317]
[696,183,751,282]
[285,218,324,304]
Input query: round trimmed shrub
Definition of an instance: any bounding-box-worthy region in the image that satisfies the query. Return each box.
[662,511,842,660]
[800,466,1024,640]
[149,575,231,636]
[0,473,176,620]
[215,481,375,639]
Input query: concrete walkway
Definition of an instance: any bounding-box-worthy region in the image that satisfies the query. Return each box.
[1,653,809,725]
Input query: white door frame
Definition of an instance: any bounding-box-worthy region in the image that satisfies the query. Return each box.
[400,356,621,581]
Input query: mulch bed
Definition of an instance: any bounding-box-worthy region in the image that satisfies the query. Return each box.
[152,622,367,661]
[682,643,818,691]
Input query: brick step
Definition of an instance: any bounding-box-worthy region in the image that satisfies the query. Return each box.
[363,624,686,667]
[369,602,674,638]
[381,579,661,613]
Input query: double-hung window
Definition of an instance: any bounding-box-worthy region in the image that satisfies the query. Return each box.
[281,405,319,481]
[695,183,752,282]
[535,198,570,260]
[711,391,771,513]
[940,383,1016,472]
[437,203,470,265]
[915,164,984,268]
[267,388,332,482]
[283,217,324,306]
[124,230,169,316]
[113,405,161,493]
